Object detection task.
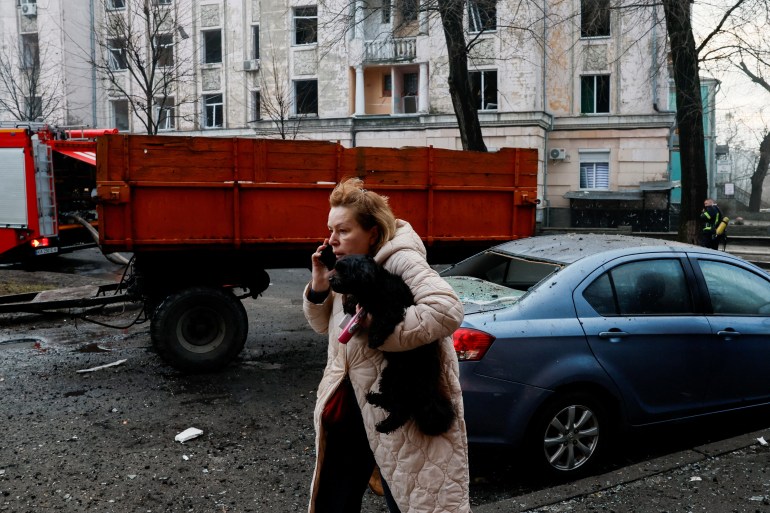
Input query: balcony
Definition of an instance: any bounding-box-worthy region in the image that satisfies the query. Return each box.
[364,38,416,63]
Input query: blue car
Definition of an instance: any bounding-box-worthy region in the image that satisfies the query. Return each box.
[441,234,770,477]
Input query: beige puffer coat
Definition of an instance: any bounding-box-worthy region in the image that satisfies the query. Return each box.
[303,220,470,513]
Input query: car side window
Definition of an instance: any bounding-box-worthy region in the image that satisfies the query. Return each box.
[697,260,770,315]
[583,259,693,315]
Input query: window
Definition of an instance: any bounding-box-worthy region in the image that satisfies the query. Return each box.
[25,96,42,120]
[112,100,129,131]
[698,260,770,315]
[468,0,496,32]
[583,259,693,316]
[581,74,610,114]
[294,7,318,45]
[153,0,172,5]
[579,150,609,189]
[403,72,418,96]
[382,0,391,23]
[470,70,497,110]
[251,91,261,122]
[400,0,418,22]
[581,0,610,38]
[252,25,260,60]
[202,30,222,64]
[108,38,128,71]
[21,34,39,69]
[155,33,174,67]
[294,80,318,116]
[203,94,223,128]
[154,97,175,130]
[383,74,392,97]
[107,0,126,9]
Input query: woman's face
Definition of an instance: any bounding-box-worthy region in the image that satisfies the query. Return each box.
[327,206,378,257]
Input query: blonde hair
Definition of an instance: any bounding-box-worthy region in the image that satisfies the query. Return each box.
[329,177,397,254]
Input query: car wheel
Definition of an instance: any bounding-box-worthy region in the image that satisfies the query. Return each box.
[527,393,608,478]
[150,287,248,373]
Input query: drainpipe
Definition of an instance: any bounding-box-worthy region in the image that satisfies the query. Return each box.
[90,0,97,126]
[541,0,552,228]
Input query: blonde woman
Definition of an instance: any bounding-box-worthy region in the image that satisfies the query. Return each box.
[303,178,470,513]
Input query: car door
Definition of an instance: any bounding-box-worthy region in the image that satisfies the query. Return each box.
[691,256,770,404]
[575,255,716,424]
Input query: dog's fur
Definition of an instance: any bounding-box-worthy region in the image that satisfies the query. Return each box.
[328,254,456,436]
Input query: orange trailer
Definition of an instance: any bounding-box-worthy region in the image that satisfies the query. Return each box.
[94,134,538,371]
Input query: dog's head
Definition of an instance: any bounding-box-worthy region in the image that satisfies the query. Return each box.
[328,254,379,296]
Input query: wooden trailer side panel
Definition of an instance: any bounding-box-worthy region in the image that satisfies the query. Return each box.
[96,134,538,254]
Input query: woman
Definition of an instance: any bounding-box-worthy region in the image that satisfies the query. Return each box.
[303,178,471,513]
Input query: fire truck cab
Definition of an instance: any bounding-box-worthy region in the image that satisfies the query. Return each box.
[0,123,116,263]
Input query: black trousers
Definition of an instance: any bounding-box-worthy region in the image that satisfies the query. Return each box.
[315,391,401,513]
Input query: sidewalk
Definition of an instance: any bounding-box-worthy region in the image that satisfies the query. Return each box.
[475,426,770,512]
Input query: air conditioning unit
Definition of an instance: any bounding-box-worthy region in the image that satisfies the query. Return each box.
[242,59,260,72]
[549,148,567,160]
[21,2,37,16]
[403,95,417,114]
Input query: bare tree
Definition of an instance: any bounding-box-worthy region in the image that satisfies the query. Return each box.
[89,0,195,135]
[253,51,305,140]
[0,33,61,122]
[696,0,770,212]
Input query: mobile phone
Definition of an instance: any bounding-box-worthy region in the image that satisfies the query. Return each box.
[320,244,337,271]
[338,309,366,344]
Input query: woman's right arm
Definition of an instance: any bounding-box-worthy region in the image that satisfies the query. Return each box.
[303,241,334,334]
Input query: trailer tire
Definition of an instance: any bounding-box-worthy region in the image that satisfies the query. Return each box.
[150,287,248,373]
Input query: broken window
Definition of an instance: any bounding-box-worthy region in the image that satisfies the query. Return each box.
[468,0,496,32]
[295,80,318,116]
[470,70,497,110]
[294,7,318,45]
[108,38,128,70]
[581,0,610,37]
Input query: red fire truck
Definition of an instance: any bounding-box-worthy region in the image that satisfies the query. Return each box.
[0,124,117,263]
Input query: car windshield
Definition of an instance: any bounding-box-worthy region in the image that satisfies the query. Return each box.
[442,251,562,313]
[443,276,524,314]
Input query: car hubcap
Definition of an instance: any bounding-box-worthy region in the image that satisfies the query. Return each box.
[543,404,599,471]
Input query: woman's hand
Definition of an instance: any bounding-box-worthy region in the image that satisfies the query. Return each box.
[310,239,332,293]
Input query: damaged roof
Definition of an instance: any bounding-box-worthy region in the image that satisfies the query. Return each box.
[488,233,694,265]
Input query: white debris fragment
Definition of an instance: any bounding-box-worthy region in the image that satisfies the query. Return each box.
[690,476,702,482]
[183,455,189,461]
[175,427,203,443]
[757,436,768,447]
[750,496,766,501]
[76,359,127,373]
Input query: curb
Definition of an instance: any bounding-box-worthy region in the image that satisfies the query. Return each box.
[473,428,769,513]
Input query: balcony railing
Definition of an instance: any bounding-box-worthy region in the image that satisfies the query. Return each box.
[364,38,416,62]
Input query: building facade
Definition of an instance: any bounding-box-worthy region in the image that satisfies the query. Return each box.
[2,0,679,227]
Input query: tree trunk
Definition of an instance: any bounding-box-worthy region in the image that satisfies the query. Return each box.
[663,0,708,244]
[749,132,770,211]
[437,0,487,152]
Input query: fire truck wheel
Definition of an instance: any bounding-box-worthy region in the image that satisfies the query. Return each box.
[150,287,248,373]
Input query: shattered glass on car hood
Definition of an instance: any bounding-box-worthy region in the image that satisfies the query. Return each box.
[444,276,525,314]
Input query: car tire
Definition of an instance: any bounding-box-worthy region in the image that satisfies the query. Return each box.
[526,392,609,479]
[150,287,248,373]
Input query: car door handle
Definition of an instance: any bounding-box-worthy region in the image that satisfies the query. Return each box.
[717,329,741,338]
[599,329,628,342]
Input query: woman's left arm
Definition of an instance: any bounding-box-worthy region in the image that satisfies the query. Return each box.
[377,251,463,352]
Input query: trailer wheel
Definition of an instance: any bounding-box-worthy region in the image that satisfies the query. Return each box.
[150,287,248,373]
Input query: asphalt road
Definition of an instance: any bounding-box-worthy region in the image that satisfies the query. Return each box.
[2,248,770,512]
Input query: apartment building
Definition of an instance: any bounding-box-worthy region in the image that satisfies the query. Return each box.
[0,0,94,126]
[1,0,680,227]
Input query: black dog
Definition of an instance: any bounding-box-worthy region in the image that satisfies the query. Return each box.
[328,254,456,436]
